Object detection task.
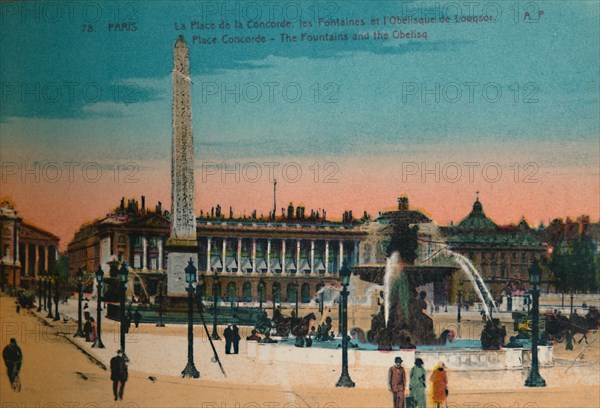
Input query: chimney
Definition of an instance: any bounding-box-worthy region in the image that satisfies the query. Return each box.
[398,196,409,211]
[141,196,146,213]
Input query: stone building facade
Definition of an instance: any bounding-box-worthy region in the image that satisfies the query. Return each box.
[441,198,548,301]
[68,197,365,305]
[0,199,60,289]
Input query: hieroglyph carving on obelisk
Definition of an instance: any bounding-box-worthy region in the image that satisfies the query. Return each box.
[167,36,198,296]
[171,35,196,240]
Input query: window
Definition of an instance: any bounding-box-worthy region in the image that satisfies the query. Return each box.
[242,282,252,302]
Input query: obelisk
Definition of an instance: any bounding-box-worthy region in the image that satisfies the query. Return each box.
[167,35,198,296]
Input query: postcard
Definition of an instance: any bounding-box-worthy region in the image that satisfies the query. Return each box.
[1,1,598,407]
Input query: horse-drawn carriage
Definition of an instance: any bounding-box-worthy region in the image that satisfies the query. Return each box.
[513,307,599,344]
[254,308,317,343]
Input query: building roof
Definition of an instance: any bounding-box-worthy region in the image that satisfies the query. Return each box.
[441,198,543,247]
[456,198,497,230]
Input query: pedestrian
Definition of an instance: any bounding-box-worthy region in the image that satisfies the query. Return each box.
[232,325,241,354]
[83,312,92,342]
[110,350,128,401]
[3,338,23,389]
[15,302,20,314]
[89,317,97,343]
[133,310,142,328]
[224,325,233,354]
[410,358,426,408]
[430,361,448,408]
[388,356,406,408]
[565,331,574,351]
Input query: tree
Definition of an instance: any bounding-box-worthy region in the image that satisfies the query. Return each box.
[548,237,598,294]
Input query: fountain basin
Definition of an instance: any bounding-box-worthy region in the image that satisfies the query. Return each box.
[247,340,553,371]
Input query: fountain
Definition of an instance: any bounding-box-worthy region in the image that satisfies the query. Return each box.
[246,199,552,372]
[451,252,498,317]
[368,252,446,348]
[127,267,151,302]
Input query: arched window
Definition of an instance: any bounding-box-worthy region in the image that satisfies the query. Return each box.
[258,281,266,304]
[286,283,297,303]
[227,282,237,304]
[272,282,281,303]
[301,283,311,303]
[242,282,252,302]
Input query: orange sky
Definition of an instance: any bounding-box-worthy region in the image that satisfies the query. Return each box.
[3,156,598,252]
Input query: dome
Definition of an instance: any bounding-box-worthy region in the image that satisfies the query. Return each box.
[457,198,497,230]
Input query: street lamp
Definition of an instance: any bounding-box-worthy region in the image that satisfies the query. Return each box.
[457,289,463,324]
[319,291,324,316]
[118,262,129,356]
[181,258,200,379]
[156,274,166,327]
[53,272,61,321]
[336,261,355,388]
[259,279,265,311]
[294,283,299,318]
[569,292,574,317]
[525,260,546,387]
[211,269,221,340]
[37,272,43,312]
[42,271,48,311]
[74,268,85,337]
[92,266,105,349]
[46,276,54,319]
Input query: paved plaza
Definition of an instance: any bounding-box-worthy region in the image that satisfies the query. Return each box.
[1,295,598,408]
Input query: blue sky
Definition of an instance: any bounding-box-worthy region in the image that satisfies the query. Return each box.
[1,0,598,161]
[1,1,598,244]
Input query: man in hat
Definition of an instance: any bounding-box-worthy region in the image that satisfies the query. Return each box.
[3,338,22,388]
[110,350,128,400]
[410,358,427,408]
[389,356,406,408]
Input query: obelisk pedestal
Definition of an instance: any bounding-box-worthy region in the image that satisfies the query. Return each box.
[167,35,198,297]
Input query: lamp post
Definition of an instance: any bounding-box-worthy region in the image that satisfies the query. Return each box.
[53,274,60,321]
[46,276,54,319]
[74,268,85,337]
[258,279,265,311]
[118,262,129,356]
[294,283,299,318]
[569,292,574,317]
[525,260,546,387]
[319,291,324,316]
[42,271,48,311]
[156,274,166,327]
[37,273,43,312]
[336,261,355,388]
[181,258,200,378]
[211,269,220,340]
[92,266,105,349]
[457,289,463,324]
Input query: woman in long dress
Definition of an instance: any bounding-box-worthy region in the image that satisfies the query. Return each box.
[430,361,448,408]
